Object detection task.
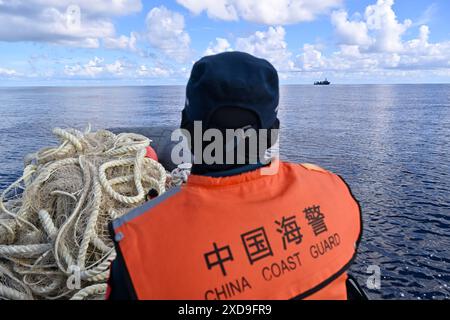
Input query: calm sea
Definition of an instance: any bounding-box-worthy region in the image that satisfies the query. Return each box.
[0,85,449,299]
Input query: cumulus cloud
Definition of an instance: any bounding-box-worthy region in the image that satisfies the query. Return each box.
[0,67,20,77]
[201,27,294,77]
[399,26,450,70]
[204,38,232,56]
[298,26,450,74]
[331,0,411,52]
[0,0,142,48]
[104,60,126,76]
[145,6,191,62]
[298,44,326,71]
[137,65,173,78]
[365,0,411,52]
[295,0,450,78]
[177,0,342,25]
[103,32,138,52]
[63,57,175,79]
[331,10,372,47]
[3,0,449,83]
[64,57,129,77]
[235,26,295,72]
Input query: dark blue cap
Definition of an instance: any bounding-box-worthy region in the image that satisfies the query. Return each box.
[182,51,279,129]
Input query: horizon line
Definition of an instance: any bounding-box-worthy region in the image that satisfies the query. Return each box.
[1,83,450,89]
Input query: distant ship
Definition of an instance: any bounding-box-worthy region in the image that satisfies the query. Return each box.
[314,79,331,86]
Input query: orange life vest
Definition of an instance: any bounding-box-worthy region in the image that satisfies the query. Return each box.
[111,161,362,300]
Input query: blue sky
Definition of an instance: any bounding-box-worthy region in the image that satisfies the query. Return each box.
[0,0,449,85]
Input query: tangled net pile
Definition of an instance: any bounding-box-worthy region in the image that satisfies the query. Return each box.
[0,127,188,300]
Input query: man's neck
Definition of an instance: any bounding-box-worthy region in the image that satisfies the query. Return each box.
[191,163,269,178]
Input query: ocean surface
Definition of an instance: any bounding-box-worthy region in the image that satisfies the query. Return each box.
[0,85,449,299]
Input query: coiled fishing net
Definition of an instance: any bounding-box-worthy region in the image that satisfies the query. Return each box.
[0,127,189,300]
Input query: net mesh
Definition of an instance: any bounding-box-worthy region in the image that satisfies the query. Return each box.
[0,127,189,300]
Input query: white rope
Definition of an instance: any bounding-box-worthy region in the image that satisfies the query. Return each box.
[0,127,188,300]
[53,128,84,152]
[0,284,31,300]
[70,284,107,300]
[0,244,52,258]
[38,210,57,239]
[170,166,191,186]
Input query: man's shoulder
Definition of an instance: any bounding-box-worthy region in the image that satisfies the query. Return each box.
[299,163,330,173]
[282,162,350,189]
[282,161,334,175]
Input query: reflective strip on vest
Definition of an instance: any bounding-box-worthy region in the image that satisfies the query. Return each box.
[112,161,362,300]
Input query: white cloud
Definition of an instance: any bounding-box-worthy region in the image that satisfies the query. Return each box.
[137,65,173,78]
[145,6,191,62]
[364,0,411,52]
[0,1,142,48]
[104,60,125,76]
[204,38,232,55]
[103,32,138,52]
[399,26,450,70]
[63,58,175,79]
[331,0,411,53]
[298,25,450,74]
[64,57,104,77]
[25,0,143,16]
[201,27,294,77]
[64,57,129,77]
[298,44,326,71]
[0,0,142,18]
[177,0,238,21]
[177,0,342,25]
[298,0,450,78]
[235,26,295,72]
[0,67,20,77]
[331,10,372,47]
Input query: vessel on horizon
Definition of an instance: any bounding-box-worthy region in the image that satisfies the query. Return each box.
[314,78,331,86]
